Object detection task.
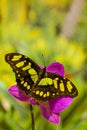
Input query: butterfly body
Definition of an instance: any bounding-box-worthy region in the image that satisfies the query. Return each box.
[5,53,78,101]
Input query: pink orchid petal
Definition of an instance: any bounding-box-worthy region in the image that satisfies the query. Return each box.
[49,96,73,113]
[8,85,36,105]
[39,102,60,124]
[46,62,65,76]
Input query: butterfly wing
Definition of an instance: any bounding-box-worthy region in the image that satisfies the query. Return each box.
[5,53,41,94]
[32,72,78,101]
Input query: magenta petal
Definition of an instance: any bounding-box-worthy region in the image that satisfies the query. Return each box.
[8,85,36,105]
[39,102,60,124]
[46,62,65,76]
[49,97,73,113]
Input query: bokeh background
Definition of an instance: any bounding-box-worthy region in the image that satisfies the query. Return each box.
[0,0,87,130]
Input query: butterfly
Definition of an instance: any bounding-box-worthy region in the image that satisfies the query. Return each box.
[5,53,78,101]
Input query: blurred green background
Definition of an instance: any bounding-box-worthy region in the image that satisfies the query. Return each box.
[0,0,87,130]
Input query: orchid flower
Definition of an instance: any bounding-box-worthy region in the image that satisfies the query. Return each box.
[8,62,73,124]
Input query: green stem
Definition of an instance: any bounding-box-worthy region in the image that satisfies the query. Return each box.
[30,104,35,130]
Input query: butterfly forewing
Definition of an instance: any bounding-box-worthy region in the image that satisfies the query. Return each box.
[5,53,41,94]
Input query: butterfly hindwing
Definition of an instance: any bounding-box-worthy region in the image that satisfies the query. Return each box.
[5,53,41,94]
[32,72,78,101]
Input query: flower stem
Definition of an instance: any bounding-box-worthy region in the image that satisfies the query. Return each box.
[30,104,35,130]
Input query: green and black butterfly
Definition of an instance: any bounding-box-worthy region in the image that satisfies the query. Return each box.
[5,53,78,101]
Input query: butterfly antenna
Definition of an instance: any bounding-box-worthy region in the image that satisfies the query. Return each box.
[41,53,46,67]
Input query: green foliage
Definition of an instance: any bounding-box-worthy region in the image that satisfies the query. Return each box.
[0,0,87,130]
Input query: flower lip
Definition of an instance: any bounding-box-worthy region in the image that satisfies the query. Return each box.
[39,102,60,124]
